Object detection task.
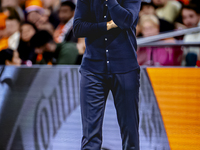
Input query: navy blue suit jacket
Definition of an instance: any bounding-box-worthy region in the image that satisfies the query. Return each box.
[73,0,141,73]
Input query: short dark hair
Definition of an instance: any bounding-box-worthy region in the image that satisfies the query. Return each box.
[181,4,200,14]
[30,30,53,48]
[0,49,14,65]
[141,2,156,10]
[21,21,38,33]
[61,1,76,11]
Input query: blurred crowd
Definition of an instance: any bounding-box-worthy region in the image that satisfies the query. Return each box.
[137,0,200,66]
[0,0,199,67]
[0,0,84,66]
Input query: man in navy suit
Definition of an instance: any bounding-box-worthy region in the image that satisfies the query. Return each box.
[73,0,141,149]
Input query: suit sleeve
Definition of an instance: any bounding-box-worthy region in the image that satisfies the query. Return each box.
[73,0,107,38]
[107,0,141,30]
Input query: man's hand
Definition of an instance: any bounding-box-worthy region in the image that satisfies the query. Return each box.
[77,38,86,55]
[107,20,118,30]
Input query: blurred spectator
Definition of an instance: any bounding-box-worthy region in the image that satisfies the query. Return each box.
[181,4,200,28]
[3,7,21,50]
[140,15,160,37]
[25,0,54,34]
[53,1,85,64]
[1,0,25,22]
[54,1,77,43]
[140,2,155,16]
[152,0,181,23]
[18,22,38,65]
[41,0,60,28]
[36,8,55,35]
[0,48,21,66]
[20,22,37,43]
[25,0,44,24]
[181,4,200,66]
[30,30,79,65]
[137,15,183,66]
[139,2,174,34]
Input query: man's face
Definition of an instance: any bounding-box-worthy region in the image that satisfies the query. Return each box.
[59,6,74,24]
[152,0,166,7]
[182,8,200,28]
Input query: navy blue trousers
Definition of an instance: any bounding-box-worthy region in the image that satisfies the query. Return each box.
[80,68,140,150]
